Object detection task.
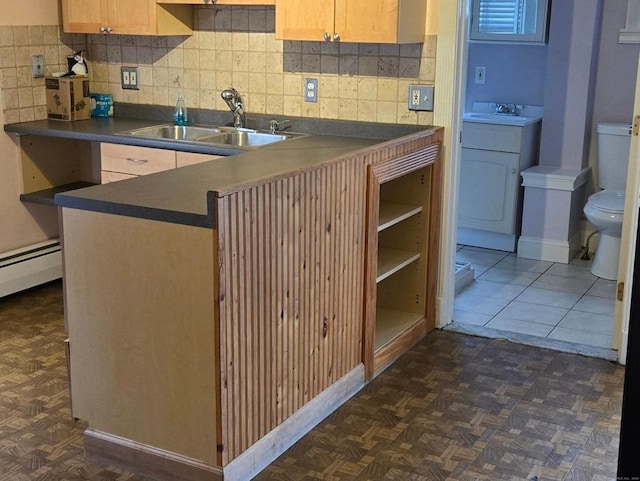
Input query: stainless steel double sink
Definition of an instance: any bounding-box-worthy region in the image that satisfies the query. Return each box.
[116,124,303,149]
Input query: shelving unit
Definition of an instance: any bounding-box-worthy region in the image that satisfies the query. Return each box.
[19,181,98,206]
[363,137,442,379]
[378,201,422,232]
[374,174,428,352]
[376,247,420,283]
[15,135,99,205]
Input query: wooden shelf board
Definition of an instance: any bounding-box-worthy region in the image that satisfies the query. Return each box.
[378,202,422,232]
[20,181,98,206]
[374,308,423,351]
[377,248,420,283]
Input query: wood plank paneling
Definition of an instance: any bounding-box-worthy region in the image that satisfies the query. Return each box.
[215,160,366,464]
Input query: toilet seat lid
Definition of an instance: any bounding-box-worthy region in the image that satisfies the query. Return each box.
[589,189,625,213]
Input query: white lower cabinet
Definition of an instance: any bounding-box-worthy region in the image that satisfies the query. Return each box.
[457,121,541,251]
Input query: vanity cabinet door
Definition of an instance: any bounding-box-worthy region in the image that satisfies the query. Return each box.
[458,148,519,234]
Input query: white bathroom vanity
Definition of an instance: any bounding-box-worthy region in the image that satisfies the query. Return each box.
[457,104,542,251]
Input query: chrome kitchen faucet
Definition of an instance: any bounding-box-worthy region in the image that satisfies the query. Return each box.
[221,87,246,128]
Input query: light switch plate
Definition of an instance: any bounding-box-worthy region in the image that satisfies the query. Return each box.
[121,66,139,90]
[408,85,434,111]
[31,55,44,79]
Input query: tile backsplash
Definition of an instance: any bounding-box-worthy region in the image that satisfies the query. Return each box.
[1,6,436,126]
[0,25,85,123]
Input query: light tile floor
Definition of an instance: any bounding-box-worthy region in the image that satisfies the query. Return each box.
[453,245,617,358]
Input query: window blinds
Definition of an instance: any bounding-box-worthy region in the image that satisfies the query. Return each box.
[477,0,525,34]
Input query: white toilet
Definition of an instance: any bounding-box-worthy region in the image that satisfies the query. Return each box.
[583,122,631,280]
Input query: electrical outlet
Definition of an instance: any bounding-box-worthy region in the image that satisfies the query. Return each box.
[121,66,139,90]
[31,55,44,79]
[412,89,421,107]
[408,85,434,111]
[475,66,486,85]
[305,78,318,103]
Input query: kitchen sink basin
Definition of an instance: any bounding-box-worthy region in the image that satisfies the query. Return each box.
[116,124,303,149]
[463,112,541,126]
[197,131,289,147]
[120,124,223,141]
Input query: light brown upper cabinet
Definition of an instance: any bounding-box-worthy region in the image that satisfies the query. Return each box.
[61,0,193,35]
[275,0,427,43]
[157,0,275,4]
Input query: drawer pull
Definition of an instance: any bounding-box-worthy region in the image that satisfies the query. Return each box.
[126,157,149,165]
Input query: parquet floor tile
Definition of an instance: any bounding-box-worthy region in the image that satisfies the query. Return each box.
[0,281,625,481]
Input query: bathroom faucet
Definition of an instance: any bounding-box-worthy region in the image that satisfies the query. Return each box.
[492,102,518,115]
[221,87,245,128]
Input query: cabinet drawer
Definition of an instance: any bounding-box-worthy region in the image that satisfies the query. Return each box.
[101,143,176,175]
[176,152,224,168]
[462,122,522,153]
[101,171,137,184]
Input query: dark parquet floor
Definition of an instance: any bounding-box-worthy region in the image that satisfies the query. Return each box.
[0,281,624,481]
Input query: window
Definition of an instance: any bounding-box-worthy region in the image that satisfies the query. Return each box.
[470,0,550,44]
[620,0,640,44]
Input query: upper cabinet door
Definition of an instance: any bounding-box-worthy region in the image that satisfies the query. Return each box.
[276,0,427,44]
[106,0,157,35]
[275,0,335,42]
[62,0,193,35]
[334,0,396,43]
[62,0,108,34]
[158,0,275,3]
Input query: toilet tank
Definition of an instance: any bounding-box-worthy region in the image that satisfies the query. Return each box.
[597,122,631,190]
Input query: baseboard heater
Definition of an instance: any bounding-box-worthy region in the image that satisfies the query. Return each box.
[0,239,62,298]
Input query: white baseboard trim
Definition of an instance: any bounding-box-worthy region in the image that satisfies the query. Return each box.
[517,234,583,263]
[224,364,365,481]
[0,240,62,298]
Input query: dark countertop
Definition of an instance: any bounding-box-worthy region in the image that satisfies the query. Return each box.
[5,108,432,228]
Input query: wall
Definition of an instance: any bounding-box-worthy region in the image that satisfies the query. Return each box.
[593,0,640,126]
[86,6,437,126]
[465,43,547,111]
[0,0,72,253]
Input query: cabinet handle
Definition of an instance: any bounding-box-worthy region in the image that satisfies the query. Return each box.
[333,33,340,42]
[100,26,112,34]
[323,32,331,41]
[126,157,149,165]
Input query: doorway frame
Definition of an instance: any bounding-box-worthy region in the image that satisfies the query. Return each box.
[434,0,638,364]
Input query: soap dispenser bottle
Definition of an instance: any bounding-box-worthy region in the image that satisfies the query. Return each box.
[173,96,188,126]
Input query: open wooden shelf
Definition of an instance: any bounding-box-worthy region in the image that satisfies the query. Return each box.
[20,181,98,206]
[376,248,420,283]
[374,308,423,351]
[378,201,422,232]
